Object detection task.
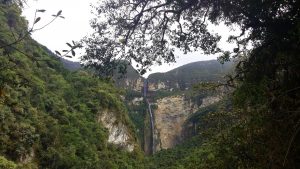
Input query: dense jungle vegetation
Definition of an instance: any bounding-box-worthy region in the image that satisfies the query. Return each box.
[1,0,300,169]
[0,3,144,169]
[83,0,299,168]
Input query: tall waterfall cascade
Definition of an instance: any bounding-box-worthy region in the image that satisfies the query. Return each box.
[143,79,155,154]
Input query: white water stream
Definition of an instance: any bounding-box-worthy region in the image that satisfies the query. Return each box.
[144,80,155,154]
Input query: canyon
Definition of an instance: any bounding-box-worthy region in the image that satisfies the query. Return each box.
[61,58,232,154]
[122,60,232,154]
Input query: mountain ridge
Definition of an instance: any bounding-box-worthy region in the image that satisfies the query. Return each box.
[59,59,233,79]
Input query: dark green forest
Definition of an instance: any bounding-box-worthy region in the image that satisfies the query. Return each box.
[1,0,300,169]
[0,3,144,169]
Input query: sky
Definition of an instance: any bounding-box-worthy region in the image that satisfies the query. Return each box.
[22,0,238,77]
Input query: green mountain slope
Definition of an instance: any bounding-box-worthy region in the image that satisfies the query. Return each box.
[113,61,144,90]
[0,3,144,169]
[148,60,233,90]
[3,2,296,169]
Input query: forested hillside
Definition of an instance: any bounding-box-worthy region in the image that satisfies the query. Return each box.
[84,0,300,168]
[1,0,300,169]
[0,3,144,169]
[148,60,233,90]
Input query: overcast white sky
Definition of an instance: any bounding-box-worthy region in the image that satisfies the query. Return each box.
[22,0,237,77]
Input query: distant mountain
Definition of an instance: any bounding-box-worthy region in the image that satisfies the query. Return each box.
[113,62,145,91]
[48,57,145,91]
[147,60,233,90]
[59,58,81,71]
[39,44,82,71]
[54,58,233,92]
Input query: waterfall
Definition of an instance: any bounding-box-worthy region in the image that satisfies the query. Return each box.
[148,101,155,154]
[143,79,155,154]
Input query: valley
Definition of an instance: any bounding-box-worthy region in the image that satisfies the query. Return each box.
[1,1,299,169]
[118,60,233,154]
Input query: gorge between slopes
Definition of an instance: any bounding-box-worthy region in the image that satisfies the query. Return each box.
[113,60,232,154]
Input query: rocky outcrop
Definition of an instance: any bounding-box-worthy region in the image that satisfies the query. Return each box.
[98,110,135,152]
[153,94,221,151]
[131,97,144,105]
[148,81,167,91]
[199,95,222,108]
[124,77,144,91]
[20,149,35,164]
[114,60,233,154]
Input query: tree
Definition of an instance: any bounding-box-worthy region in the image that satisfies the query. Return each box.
[0,1,65,60]
[0,156,17,169]
[82,0,300,76]
[83,0,300,168]
[0,0,26,6]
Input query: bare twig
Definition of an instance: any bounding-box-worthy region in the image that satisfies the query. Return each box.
[0,10,62,49]
[283,120,300,166]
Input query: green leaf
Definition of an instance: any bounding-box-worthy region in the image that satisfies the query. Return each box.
[57,10,62,16]
[207,153,215,160]
[66,43,72,48]
[34,17,41,24]
[55,50,61,56]
[37,9,46,13]
[71,50,76,56]
[140,69,146,75]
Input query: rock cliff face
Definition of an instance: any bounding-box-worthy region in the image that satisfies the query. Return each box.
[115,60,232,154]
[124,77,144,91]
[113,63,145,92]
[19,149,35,164]
[148,81,167,91]
[152,94,221,151]
[98,110,135,152]
[153,95,196,150]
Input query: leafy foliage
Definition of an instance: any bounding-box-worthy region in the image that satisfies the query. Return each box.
[0,4,144,168]
[82,0,223,75]
[124,90,148,149]
[85,0,300,168]
[148,60,233,90]
[81,0,300,76]
[0,156,17,169]
[1,0,300,169]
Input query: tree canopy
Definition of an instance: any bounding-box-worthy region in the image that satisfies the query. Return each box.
[1,1,299,168]
[82,1,300,168]
[82,0,300,75]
